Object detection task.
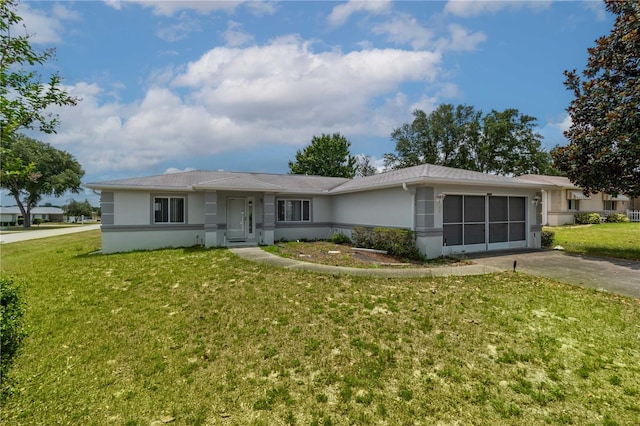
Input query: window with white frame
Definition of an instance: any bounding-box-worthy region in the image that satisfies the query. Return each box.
[277,199,310,222]
[154,196,185,223]
[603,200,616,211]
[567,199,579,211]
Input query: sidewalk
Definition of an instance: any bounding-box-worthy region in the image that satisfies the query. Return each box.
[0,224,101,244]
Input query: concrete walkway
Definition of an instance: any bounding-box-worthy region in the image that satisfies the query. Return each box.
[0,224,101,244]
[230,247,503,278]
[230,247,640,299]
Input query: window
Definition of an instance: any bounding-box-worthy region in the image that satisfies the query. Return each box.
[604,200,616,211]
[568,199,579,211]
[277,199,310,222]
[154,196,185,223]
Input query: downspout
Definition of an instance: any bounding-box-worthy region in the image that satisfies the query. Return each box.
[402,182,415,231]
[542,189,548,226]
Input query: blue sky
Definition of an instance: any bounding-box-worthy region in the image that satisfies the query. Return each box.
[5,1,614,206]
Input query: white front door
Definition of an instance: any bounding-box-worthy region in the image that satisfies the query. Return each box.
[227,198,247,241]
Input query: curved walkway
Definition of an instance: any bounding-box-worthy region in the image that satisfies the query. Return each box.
[230,247,640,299]
[230,247,502,278]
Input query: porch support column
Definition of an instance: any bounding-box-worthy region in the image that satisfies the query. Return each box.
[415,187,442,259]
[262,193,275,245]
[529,191,543,249]
[204,191,219,248]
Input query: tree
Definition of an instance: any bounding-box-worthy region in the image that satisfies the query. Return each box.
[384,104,552,176]
[288,133,357,178]
[63,199,93,219]
[1,134,84,227]
[551,0,639,197]
[1,0,79,142]
[480,109,550,176]
[355,155,377,177]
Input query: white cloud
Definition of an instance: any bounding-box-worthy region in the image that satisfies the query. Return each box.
[222,21,255,47]
[45,37,443,174]
[438,24,487,51]
[371,12,434,50]
[444,0,551,18]
[328,0,392,27]
[156,12,202,42]
[16,3,79,44]
[105,1,273,17]
[584,1,608,22]
[370,13,485,53]
[164,167,197,174]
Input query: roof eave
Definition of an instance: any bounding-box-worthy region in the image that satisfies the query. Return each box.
[329,177,556,194]
[85,183,195,192]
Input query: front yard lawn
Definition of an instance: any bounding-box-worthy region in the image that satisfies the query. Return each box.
[547,222,640,260]
[1,231,639,425]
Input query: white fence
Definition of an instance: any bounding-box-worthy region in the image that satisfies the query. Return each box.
[627,210,640,222]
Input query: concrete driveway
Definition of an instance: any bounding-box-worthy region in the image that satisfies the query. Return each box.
[466,249,640,299]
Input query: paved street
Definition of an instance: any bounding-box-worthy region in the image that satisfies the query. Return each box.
[0,224,101,244]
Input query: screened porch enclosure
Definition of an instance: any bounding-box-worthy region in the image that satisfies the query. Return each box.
[443,195,527,253]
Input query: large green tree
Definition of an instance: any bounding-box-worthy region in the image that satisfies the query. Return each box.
[63,198,93,219]
[551,0,639,197]
[384,104,553,176]
[1,0,78,142]
[1,134,84,227]
[288,133,357,178]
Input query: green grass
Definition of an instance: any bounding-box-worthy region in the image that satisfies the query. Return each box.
[547,222,640,260]
[1,231,640,425]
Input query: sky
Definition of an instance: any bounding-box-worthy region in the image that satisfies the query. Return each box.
[4,0,616,206]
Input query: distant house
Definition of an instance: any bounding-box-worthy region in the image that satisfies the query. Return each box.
[516,175,631,226]
[86,164,552,258]
[0,206,66,225]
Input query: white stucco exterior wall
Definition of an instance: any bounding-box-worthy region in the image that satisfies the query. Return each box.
[113,191,150,225]
[331,187,413,228]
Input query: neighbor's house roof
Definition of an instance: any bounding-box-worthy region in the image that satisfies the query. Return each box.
[515,174,576,188]
[86,164,554,195]
[517,174,633,201]
[0,206,65,215]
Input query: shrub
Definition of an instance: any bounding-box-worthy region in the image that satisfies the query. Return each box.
[351,227,423,261]
[351,227,374,249]
[541,229,555,248]
[331,232,351,245]
[574,212,601,224]
[1,275,27,389]
[606,213,630,223]
[372,227,423,261]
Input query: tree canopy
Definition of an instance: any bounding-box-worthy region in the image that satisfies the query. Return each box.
[63,199,93,218]
[355,155,377,177]
[384,104,554,176]
[288,133,357,178]
[551,0,639,197]
[1,134,84,227]
[0,0,78,143]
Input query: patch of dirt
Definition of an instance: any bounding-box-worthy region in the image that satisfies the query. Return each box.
[275,241,469,268]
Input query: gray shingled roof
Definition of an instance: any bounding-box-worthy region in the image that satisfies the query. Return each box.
[86,170,349,194]
[86,164,550,195]
[331,164,549,193]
